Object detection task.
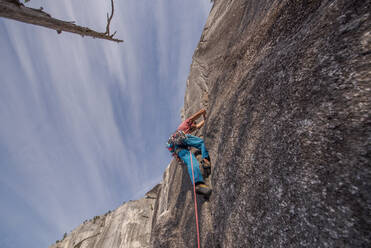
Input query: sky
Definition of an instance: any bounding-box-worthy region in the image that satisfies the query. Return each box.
[0,1,211,247]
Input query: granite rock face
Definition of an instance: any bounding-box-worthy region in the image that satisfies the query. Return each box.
[152,0,371,247]
[49,187,159,248]
[50,0,370,247]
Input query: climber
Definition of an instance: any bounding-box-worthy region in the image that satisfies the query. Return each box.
[177,108,206,134]
[167,131,212,196]
[177,108,211,175]
[167,109,212,197]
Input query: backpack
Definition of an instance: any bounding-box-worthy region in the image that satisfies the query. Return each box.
[168,130,187,148]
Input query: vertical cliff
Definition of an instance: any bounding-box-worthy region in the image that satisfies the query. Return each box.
[151,0,370,247]
[50,0,370,247]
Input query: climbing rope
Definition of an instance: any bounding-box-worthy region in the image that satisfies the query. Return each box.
[190,151,201,248]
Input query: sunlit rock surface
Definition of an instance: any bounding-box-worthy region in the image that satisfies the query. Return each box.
[49,186,159,248]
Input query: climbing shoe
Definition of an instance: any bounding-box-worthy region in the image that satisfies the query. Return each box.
[195,183,212,197]
[201,158,211,178]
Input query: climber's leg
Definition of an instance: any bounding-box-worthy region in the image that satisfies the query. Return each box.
[177,149,204,184]
[184,135,209,159]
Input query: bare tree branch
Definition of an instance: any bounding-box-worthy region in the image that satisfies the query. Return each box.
[105,0,116,37]
[0,0,123,43]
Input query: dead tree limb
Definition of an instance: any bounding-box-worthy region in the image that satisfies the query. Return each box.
[0,0,123,43]
[105,0,117,38]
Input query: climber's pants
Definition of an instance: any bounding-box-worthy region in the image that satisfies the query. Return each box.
[177,149,204,184]
[184,135,209,159]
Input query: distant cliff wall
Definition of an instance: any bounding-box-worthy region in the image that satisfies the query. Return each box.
[151,0,370,247]
[49,186,160,248]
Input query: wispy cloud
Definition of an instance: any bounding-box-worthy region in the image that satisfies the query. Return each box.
[0,0,211,247]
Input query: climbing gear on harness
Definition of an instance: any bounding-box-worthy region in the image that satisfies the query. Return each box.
[167,130,187,148]
[190,151,201,248]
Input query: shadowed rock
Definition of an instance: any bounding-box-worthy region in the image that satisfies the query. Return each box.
[50,0,370,247]
[152,0,370,247]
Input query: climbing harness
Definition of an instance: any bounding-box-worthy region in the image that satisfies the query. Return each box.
[190,151,201,248]
[168,130,187,147]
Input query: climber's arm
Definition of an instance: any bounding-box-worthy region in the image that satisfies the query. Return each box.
[189,109,206,122]
[194,120,205,129]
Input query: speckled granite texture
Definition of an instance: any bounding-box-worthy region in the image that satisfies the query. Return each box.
[152,0,371,247]
[50,0,370,247]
